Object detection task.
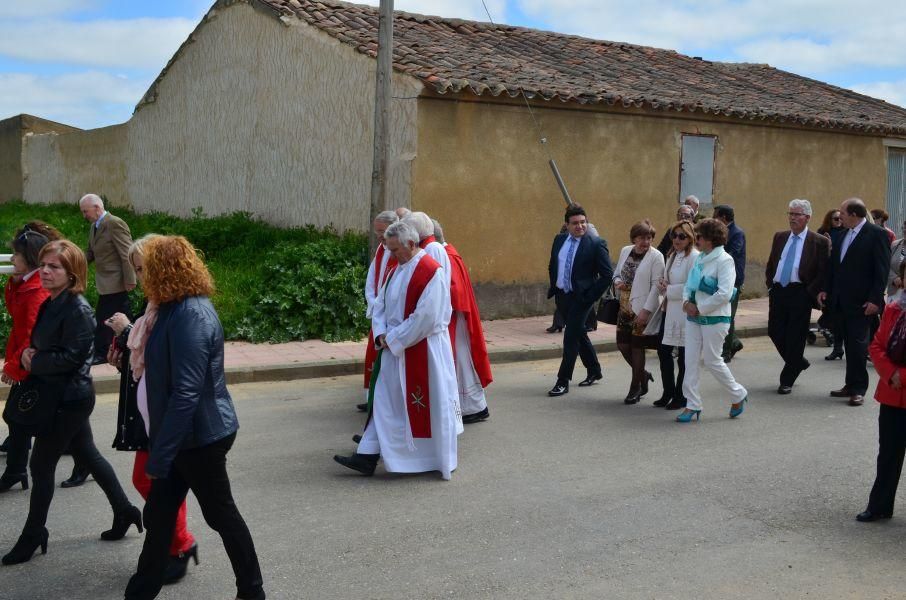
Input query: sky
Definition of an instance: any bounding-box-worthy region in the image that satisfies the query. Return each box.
[1,0,904,130]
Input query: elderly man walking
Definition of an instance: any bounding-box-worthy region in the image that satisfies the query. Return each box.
[79,194,135,365]
[765,199,829,394]
[334,221,462,479]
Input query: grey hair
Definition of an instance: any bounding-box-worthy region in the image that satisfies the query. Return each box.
[431,219,445,244]
[384,221,419,247]
[128,233,162,268]
[789,199,812,216]
[677,205,694,216]
[395,207,412,219]
[79,193,104,210]
[403,212,435,240]
[683,195,700,207]
[374,210,398,226]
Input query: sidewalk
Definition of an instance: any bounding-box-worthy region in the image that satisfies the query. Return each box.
[4,297,779,394]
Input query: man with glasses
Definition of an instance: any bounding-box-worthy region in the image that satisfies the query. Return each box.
[765,199,829,394]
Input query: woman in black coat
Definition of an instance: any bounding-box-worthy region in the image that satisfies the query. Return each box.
[2,240,141,565]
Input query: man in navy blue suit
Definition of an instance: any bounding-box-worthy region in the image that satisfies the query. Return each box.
[714,204,746,362]
[547,204,613,396]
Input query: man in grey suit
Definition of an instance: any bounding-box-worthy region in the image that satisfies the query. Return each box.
[79,193,136,365]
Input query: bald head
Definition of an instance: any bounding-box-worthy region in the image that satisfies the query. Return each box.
[79,193,105,223]
[839,197,868,229]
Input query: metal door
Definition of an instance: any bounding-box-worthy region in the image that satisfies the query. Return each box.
[679,134,716,208]
[888,148,906,230]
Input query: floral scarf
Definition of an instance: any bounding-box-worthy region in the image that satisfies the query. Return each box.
[127,301,159,380]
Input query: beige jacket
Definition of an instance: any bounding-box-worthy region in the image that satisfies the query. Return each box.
[87,212,136,295]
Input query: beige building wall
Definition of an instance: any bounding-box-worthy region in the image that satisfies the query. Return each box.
[1,115,80,203]
[412,97,893,317]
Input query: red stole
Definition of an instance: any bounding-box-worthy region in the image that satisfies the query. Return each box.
[363,246,398,389]
[418,236,436,249]
[403,254,441,438]
[444,244,493,388]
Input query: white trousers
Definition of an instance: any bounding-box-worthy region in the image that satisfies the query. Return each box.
[682,321,747,411]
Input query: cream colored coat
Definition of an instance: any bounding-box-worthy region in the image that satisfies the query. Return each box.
[613,246,665,316]
[660,249,699,346]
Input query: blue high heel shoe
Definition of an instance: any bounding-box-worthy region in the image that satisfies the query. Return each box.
[675,409,701,423]
[729,396,748,418]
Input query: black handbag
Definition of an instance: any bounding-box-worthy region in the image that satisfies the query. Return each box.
[596,284,619,325]
[3,377,60,437]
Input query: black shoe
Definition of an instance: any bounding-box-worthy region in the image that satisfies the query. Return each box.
[825,350,844,360]
[856,510,892,522]
[333,453,378,476]
[0,473,28,493]
[356,403,368,413]
[624,389,642,405]
[2,528,48,565]
[163,543,199,585]
[545,326,563,334]
[60,466,90,488]
[90,355,107,366]
[664,397,687,410]
[639,371,653,396]
[722,353,733,363]
[462,408,490,424]
[577,373,603,387]
[547,382,569,397]
[352,434,362,444]
[100,505,143,541]
[801,359,811,371]
[653,395,671,408]
[777,385,793,395]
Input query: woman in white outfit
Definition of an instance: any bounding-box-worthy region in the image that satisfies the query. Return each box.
[652,220,699,410]
[677,218,748,423]
[613,221,665,404]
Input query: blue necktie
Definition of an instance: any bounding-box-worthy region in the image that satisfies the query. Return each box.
[564,237,578,292]
[779,235,799,286]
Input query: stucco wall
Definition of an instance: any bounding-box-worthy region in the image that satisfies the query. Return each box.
[21,1,421,231]
[1,115,81,203]
[412,97,893,317]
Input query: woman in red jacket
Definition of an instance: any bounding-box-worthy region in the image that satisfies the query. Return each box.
[861,262,906,522]
[0,225,52,492]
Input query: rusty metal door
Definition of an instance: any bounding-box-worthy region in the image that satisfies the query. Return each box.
[679,134,716,209]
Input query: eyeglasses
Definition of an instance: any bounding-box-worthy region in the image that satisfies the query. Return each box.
[670,232,689,240]
[788,212,807,218]
[832,216,842,221]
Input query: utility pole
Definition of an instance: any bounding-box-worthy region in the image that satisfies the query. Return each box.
[368,0,393,254]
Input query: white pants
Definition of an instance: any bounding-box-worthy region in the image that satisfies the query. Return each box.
[682,321,747,411]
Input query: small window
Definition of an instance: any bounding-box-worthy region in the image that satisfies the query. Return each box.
[679,134,717,209]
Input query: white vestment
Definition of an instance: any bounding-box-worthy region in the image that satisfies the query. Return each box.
[422,240,452,326]
[365,245,393,318]
[359,250,462,480]
[454,313,488,414]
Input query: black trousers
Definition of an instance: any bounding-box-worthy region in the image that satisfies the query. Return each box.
[867,404,906,515]
[551,305,597,331]
[768,284,812,386]
[835,306,871,395]
[555,291,601,383]
[656,319,685,402]
[94,291,132,359]
[24,399,131,536]
[125,433,264,600]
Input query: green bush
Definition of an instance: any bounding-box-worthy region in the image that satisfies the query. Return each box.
[0,201,369,344]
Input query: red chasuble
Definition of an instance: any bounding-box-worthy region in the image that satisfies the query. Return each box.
[403,254,441,438]
[363,245,398,389]
[444,244,493,388]
[418,236,436,249]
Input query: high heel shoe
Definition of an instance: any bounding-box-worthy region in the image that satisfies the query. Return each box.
[639,371,654,396]
[163,543,199,584]
[624,388,642,405]
[652,393,671,408]
[675,409,701,423]
[0,473,28,493]
[2,528,48,565]
[729,396,748,419]
[100,505,143,541]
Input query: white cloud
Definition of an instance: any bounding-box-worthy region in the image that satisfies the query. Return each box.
[0,18,197,69]
[852,80,906,110]
[0,71,149,128]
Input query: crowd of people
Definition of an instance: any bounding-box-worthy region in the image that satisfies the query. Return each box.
[0,195,265,599]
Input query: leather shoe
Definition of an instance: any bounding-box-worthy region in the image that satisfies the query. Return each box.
[577,373,603,387]
[777,385,792,395]
[664,397,686,410]
[462,408,490,424]
[333,453,378,476]
[547,382,569,397]
[61,466,90,488]
[825,350,844,360]
[856,509,891,522]
[829,387,852,398]
[624,390,642,405]
[848,395,864,406]
[545,325,563,334]
[352,434,362,444]
[356,403,368,413]
[801,359,810,371]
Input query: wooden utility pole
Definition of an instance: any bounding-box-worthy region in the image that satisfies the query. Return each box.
[368,0,393,254]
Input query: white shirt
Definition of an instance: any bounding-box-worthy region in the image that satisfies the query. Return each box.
[772,228,808,284]
[556,235,582,291]
[840,218,867,261]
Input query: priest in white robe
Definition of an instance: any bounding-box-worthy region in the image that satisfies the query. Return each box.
[404,211,453,305]
[334,221,462,480]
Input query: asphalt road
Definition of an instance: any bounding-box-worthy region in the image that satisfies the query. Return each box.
[1,336,904,600]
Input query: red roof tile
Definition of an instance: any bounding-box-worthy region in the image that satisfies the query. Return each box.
[255,0,906,136]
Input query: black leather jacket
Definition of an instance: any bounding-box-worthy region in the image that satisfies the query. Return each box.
[144,296,238,478]
[29,290,95,408]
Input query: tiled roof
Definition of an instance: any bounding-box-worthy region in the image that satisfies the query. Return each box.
[254,0,906,136]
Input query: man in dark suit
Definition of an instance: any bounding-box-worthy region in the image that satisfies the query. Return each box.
[819,198,891,406]
[656,204,695,255]
[546,204,613,396]
[714,205,746,361]
[765,199,829,394]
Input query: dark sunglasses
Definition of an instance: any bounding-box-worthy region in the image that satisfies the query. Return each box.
[670,232,689,240]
